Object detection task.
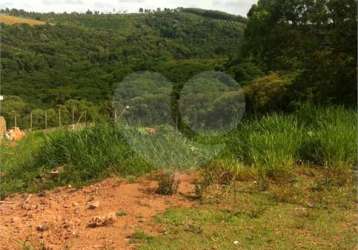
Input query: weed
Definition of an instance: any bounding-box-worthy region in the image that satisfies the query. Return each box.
[18,240,50,250]
[130,230,154,244]
[115,210,127,217]
[156,171,180,195]
[19,241,34,250]
[257,170,269,191]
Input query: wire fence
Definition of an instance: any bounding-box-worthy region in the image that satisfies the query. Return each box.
[0,107,117,133]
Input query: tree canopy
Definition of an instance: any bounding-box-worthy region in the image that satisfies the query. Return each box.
[235,0,357,106]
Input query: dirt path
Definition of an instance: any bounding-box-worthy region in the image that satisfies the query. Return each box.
[0,173,197,250]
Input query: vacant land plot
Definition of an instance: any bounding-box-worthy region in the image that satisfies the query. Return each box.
[0,106,356,249]
[0,168,356,249]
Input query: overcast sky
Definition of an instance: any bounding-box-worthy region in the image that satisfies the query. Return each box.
[0,0,258,16]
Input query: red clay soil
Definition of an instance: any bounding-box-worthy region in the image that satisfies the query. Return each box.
[0,173,197,250]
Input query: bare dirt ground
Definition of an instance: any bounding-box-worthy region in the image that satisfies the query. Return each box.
[0,173,197,250]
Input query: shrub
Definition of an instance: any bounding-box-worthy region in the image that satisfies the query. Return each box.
[156,171,180,195]
[244,72,294,113]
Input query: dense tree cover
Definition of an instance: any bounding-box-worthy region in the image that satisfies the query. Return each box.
[228,0,357,108]
[0,8,247,128]
[0,2,356,130]
[0,8,245,104]
[181,8,247,23]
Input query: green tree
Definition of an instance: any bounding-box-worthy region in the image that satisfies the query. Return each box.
[1,96,29,128]
[242,0,357,106]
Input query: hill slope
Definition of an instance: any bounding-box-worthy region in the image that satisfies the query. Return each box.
[0,9,245,107]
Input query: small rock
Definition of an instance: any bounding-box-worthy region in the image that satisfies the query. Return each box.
[233,240,239,245]
[87,196,95,202]
[87,214,115,228]
[295,207,309,217]
[21,203,32,211]
[36,224,49,232]
[37,191,46,197]
[9,217,19,224]
[24,213,33,219]
[50,166,64,178]
[63,223,70,229]
[87,201,100,210]
[306,202,315,208]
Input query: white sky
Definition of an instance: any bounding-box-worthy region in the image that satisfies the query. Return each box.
[0,0,258,16]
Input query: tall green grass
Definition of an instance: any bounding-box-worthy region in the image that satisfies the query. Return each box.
[226,105,357,174]
[0,124,219,196]
[231,114,302,174]
[0,105,356,197]
[0,125,150,196]
[295,105,357,167]
[38,125,152,179]
[123,125,223,169]
[0,132,46,173]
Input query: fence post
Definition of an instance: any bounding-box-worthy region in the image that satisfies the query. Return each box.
[45,110,48,129]
[30,111,33,131]
[72,107,75,129]
[14,112,17,128]
[58,108,62,127]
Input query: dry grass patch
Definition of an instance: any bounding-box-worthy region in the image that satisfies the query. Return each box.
[0,15,46,26]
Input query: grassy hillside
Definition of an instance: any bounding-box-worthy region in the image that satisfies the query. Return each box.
[0,15,46,26]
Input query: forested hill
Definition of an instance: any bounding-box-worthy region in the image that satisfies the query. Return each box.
[0,8,246,107]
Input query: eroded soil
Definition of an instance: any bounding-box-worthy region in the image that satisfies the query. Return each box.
[0,173,197,250]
